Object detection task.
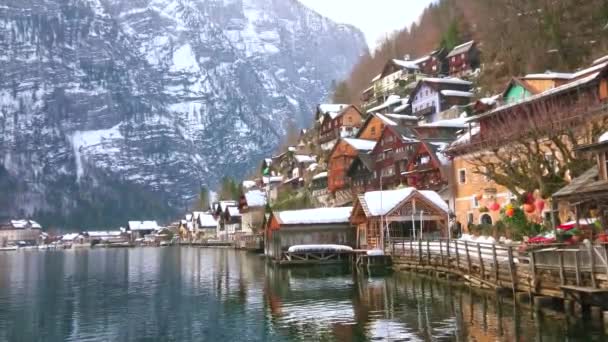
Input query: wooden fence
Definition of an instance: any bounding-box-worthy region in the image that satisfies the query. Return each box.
[390,239,608,299]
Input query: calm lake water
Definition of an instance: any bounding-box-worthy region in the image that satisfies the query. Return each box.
[0,247,603,341]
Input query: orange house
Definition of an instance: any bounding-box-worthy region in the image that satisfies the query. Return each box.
[328,138,377,193]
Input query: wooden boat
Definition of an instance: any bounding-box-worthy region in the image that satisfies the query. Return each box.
[0,246,18,251]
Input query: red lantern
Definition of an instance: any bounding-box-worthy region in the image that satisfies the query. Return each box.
[490,202,500,212]
[523,203,535,213]
[505,208,515,218]
[525,193,535,205]
[535,199,545,212]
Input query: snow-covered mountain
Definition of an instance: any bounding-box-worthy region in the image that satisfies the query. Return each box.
[0,0,367,227]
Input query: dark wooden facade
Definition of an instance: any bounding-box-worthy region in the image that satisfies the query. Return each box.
[369,126,419,190]
[347,154,375,195]
[446,41,481,77]
[318,105,364,145]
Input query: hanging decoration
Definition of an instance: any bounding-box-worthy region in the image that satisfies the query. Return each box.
[490,202,500,212]
[523,203,535,214]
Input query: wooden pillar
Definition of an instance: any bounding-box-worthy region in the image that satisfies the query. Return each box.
[465,240,472,273]
[477,242,485,280]
[589,243,597,288]
[529,251,537,294]
[492,244,499,283]
[574,251,581,286]
[507,246,516,296]
[559,252,565,285]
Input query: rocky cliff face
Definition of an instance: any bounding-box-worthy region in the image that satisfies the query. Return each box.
[0,0,366,228]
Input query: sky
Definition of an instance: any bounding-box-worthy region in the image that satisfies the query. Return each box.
[299,0,435,49]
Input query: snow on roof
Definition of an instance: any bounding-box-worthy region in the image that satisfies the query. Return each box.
[319,104,347,119]
[362,188,448,216]
[192,211,204,220]
[446,40,475,58]
[479,95,500,106]
[307,163,319,172]
[423,77,472,86]
[275,207,353,225]
[312,171,328,180]
[288,245,353,253]
[185,214,192,221]
[288,146,297,152]
[593,55,608,65]
[429,142,451,165]
[219,201,237,212]
[198,214,217,227]
[468,71,602,122]
[385,113,418,121]
[440,90,474,98]
[264,158,272,165]
[87,231,122,237]
[367,95,403,113]
[294,155,316,163]
[393,102,411,113]
[227,206,242,217]
[523,72,573,80]
[128,221,159,231]
[412,55,431,65]
[451,124,480,147]
[392,59,420,70]
[242,180,257,189]
[371,73,382,82]
[263,176,284,184]
[599,131,608,143]
[420,117,467,128]
[10,220,42,229]
[343,138,377,151]
[374,113,398,126]
[244,190,267,208]
[62,233,81,241]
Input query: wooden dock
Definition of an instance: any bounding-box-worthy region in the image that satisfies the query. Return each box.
[390,239,608,311]
[274,250,352,266]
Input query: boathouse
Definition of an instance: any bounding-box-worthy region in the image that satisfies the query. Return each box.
[350,188,449,250]
[265,207,355,260]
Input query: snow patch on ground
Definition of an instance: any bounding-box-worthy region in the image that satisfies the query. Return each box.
[171,44,200,73]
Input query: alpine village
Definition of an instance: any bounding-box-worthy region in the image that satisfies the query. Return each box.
[6,24,608,329]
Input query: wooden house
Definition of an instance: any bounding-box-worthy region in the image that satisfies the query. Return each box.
[350,188,449,250]
[317,105,364,150]
[356,112,399,141]
[265,207,355,260]
[193,212,217,240]
[310,172,330,206]
[369,125,419,190]
[0,220,42,246]
[447,58,608,229]
[327,138,377,193]
[222,206,242,240]
[446,40,480,77]
[553,133,608,228]
[402,140,450,192]
[347,153,375,195]
[409,77,472,123]
[127,221,159,240]
[414,48,448,76]
[238,189,267,235]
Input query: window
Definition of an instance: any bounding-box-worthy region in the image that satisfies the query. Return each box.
[452,56,456,62]
[467,212,474,225]
[605,152,608,179]
[458,169,467,184]
[480,214,492,225]
[462,53,466,59]
[432,65,437,71]
[370,127,376,136]
[471,196,479,208]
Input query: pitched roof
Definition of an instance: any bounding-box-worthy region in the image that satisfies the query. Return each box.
[343,138,377,151]
[367,95,403,113]
[243,190,267,208]
[197,214,217,227]
[440,90,474,98]
[128,221,159,231]
[356,188,448,217]
[274,207,353,225]
[553,166,608,198]
[446,40,475,58]
[467,70,604,122]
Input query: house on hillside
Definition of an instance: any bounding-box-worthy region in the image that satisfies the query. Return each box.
[409,77,473,123]
[347,153,376,195]
[446,41,480,77]
[362,59,424,109]
[265,207,355,260]
[414,48,448,76]
[194,212,217,240]
[128,221,159,239]
[327,138,377,194]
[350,188,449,250]
[447,58,608,229]
[238,189,267,235]
[369,125,419,190]
[310,171,330,206]
[356,112,399,141]
[317,104,364,150]
[0,220,43,246]
[366,95,410,114]
[271,150,317,187]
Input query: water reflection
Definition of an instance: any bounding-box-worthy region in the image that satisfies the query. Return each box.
[0,248,603,341]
